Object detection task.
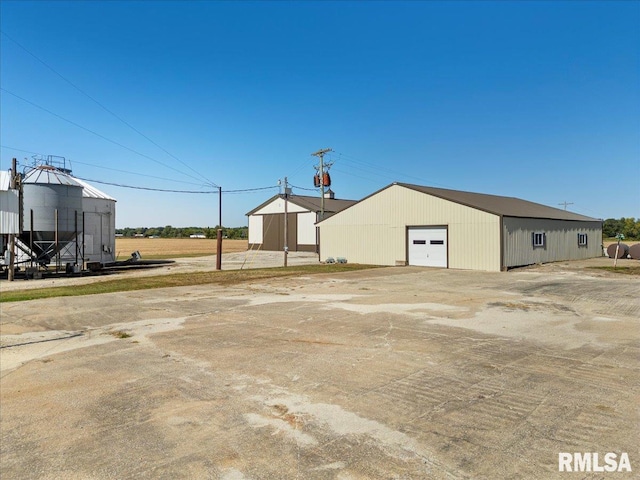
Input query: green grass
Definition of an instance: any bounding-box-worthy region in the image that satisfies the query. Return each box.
[587,265,640,276]
[0,264,379,303]
[604,237,640,242]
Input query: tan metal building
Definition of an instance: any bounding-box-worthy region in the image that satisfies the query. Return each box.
[247,192,356,252]
[317,183,602,271]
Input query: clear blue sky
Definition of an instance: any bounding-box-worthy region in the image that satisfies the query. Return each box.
[1,1,638,228]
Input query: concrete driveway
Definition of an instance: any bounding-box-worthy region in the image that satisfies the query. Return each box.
[1,261,638,479]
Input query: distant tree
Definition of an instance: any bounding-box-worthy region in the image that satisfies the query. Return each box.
[224,227,247,239]
[603,218,640,240]
[622,217,639,239]
[161,225,174,238]
[116,225,249,239]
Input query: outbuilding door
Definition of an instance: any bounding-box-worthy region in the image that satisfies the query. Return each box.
[262,213,297,251]
[408,227,447,267]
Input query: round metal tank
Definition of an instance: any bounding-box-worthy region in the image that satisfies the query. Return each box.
[20,166,84,260]
[606,243,629,259]
[629,244,640,260]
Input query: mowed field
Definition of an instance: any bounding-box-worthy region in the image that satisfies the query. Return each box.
[115,237,248,259]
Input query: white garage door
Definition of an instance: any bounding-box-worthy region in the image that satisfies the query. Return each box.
[408,227,447,267]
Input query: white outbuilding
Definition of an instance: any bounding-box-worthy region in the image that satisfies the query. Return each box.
[247,192,356,252]
[72,177,117,264]
[318,182,602,271]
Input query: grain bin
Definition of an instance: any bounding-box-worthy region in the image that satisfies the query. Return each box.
[20,166,84,264]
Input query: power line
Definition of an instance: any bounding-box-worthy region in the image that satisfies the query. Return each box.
[0,145,45,157]
[223,186,279,194]
[75,177,218,193]
[290,184,319,192]
[1,88,212,186]
[3,144,278,195]
[75,176,277,195]
[70,159,207,186]
[1,30,216,188]
[1,145,209,187]
[333,150,455,189]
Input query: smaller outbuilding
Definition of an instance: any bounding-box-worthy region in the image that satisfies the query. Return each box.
[73,177,117,265]
[0,170,20,236]
[247,191,356,252]
[318,182,602,271]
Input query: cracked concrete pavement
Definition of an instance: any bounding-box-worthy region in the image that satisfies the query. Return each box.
[1,259,638,479]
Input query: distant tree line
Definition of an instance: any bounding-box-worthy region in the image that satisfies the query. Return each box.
[602,218,639,240]
[115,226,248,239]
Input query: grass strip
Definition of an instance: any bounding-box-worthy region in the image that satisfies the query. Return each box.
[1,264,378,303]
[587,265,640,275]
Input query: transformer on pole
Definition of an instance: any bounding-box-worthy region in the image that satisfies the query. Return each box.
[312,148,332,221]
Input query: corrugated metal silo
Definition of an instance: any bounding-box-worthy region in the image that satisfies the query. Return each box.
[20,166,84,264]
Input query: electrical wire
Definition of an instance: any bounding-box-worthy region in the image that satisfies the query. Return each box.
[333,150,455,189]
[1,145,208,187]
[223,186,279,194]
[1,88,211,186]
[3,144,277,195]
[290,184,320,192]
[0,145,45,157]
[1,30,217,188]
[74,177,217,193]
[75,176,278,195]
[70,159,207,187]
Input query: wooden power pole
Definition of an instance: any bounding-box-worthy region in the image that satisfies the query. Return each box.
[7,158,18,281]
[312,148,332,221]
[283,177,289,267]
[216,187,222,270]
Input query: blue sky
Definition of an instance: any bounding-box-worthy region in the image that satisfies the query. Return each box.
[1,1,638,228]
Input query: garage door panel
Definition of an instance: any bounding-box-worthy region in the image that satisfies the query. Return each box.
[408,227,447,267]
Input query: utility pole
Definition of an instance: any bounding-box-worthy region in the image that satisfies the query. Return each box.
[312,148,332,221]
[558,201,574,211]
[283,177,289,267]
[216,186,222,270]
[7,158,17,281]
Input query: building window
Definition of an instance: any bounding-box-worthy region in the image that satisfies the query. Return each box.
[532,232,546,248]
[578,233,588,246]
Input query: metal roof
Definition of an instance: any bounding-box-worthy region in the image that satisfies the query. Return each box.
[246,194,357,216]
[74,177,117,201]
[23,166,84,187]
[22,166,116,200]
[397,183,600,221]
[316,182,601,224]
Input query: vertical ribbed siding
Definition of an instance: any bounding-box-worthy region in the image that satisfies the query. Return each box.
[297,212,316,245]
[502,217,602,268]
[248,215,263,244]
[0,190,20,234]
[319,185,501,271]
